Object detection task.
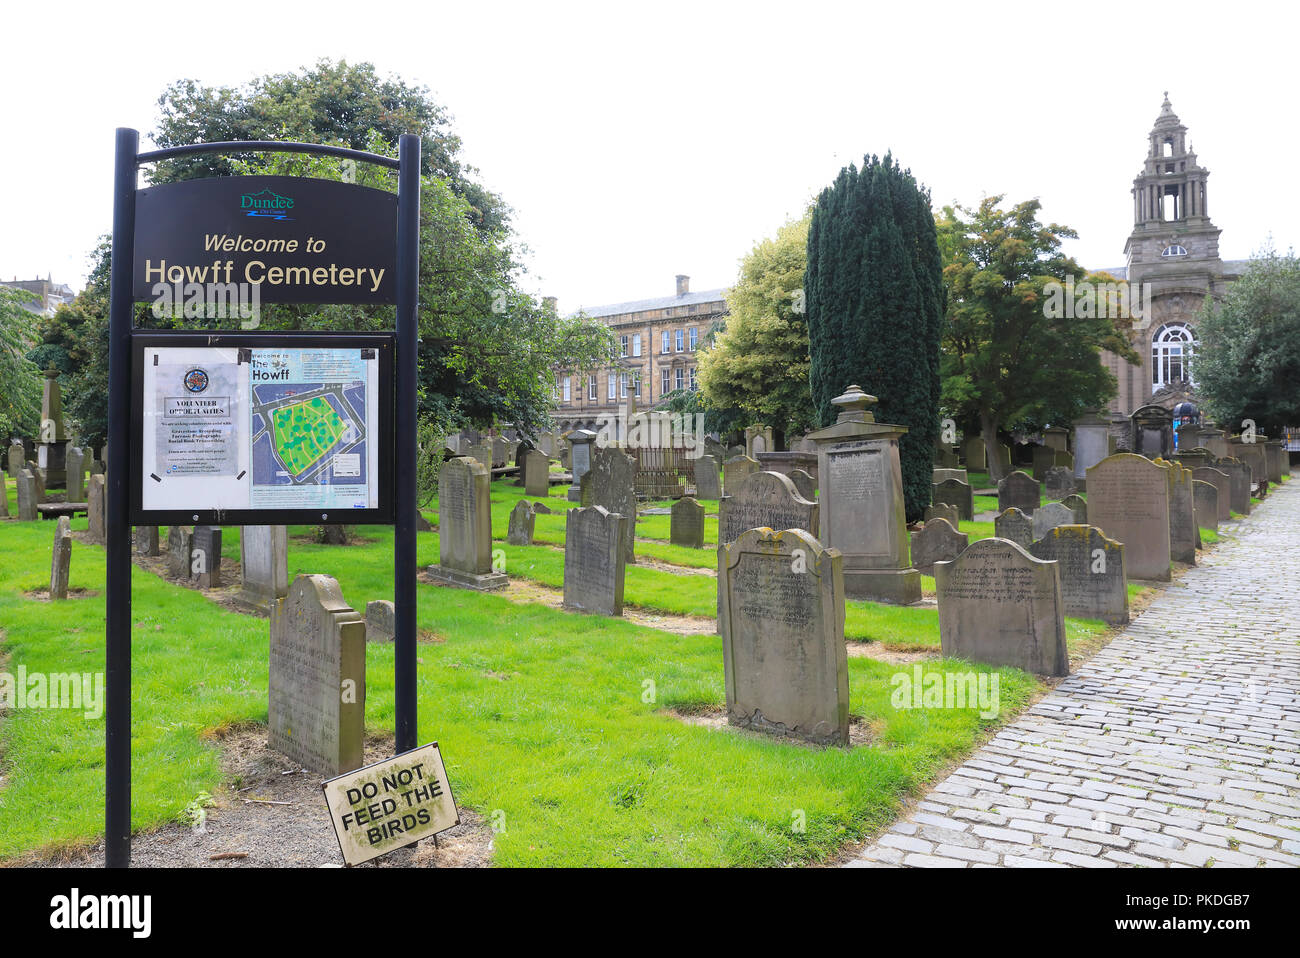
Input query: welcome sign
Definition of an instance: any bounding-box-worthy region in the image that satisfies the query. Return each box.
[133,175,398,304]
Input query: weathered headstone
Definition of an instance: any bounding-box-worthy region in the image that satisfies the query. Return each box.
[236,525,289,613]
[1161,459,1199,562]
[579,470,593,506]
[6,440,22,477]
[524,449,551,498]
[511,438,535,486]
[65,446,85,502]
[963,436,986,471]
[931,478,974,522]
[694,454,722,500]
[910,518,968,576]
[718,471,818,546]
[1072,411,1110,480]
[935,538,1068,676]
[16,470,38,521]
[566,429,596,502]
[562,506,627,616]
[997,470,1040,516]
[1044,466,1076,501]
[269,574,366,776]
[365,599,395,643]
[1030,525,1128,625]
[997,443,1012,471]
[932,468,969,485]
[134,526,160,557]
[191,526,223,588]
[167,525,193,578]
[994,507,1033,549]
[722,455,759,494]
[1216,458,1252,515]
[590,446,637,564]
[788,468,816,503]
[1131,404,1174,459]
[1192,480,1219,533]
[467,441,492,473]
[1086,454,1170,581]
[719,528,849,746]
[50,516,72,600]
[427,457,507,590]
[1032,501,1075,541]
[29,464,45,502]
[924,502,961,526]
[807,385,920,605]
[0,470,7,518]
[86,474,106,542]
[1031,445,1056,481]
[1060,494,1088,524]
[1192,467,1232,523]
[507,499,535,546]
[670,496,705,548]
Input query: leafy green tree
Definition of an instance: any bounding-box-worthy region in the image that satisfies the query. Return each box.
[806,154,944,520]
[0,287,43,439]
[698,211,816,442]
[937,196,1139,479]
[1193,243,1300,436]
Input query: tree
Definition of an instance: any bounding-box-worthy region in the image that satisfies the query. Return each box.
[937,196,1140,479]
[698,211,817,442]
[806,154,945,521]
[0,287,43,439]
[1193,243,1300,436]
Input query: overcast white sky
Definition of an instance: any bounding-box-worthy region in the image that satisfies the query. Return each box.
[1,1,1294,311]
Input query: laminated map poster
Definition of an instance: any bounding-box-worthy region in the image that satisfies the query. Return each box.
[140,346,380,513]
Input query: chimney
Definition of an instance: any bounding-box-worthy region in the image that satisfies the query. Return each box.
[675,274,689,296]
[542,296,558,312]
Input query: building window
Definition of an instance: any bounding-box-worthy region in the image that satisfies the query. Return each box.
[661,331,670,354]
[562,376,571,402]
[620,373,628,399]
[688,327,698,350]
[1152,323,1196,391]
[588,374,597,400]
[554,373,561,401]
[689,366,697,391]
[675,329,683,352]
[1161,244,1188,257]
[632,370,641,398]
[661,367,670,396]
[608,372,616,400]
[675,367,684,391]
[620,335,628,357]
[632,333,641,357]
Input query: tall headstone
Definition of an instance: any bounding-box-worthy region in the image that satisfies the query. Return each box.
[1192,480,1219,532]
[192,526,223,588]
[719,528,849,746]
[994,507,1033,549]
[910,518,968,576]
[1029,525,1128,625]
[269,575,366,776]
[524,449,550,498]
[6,440,22,477]
[963,436,986,471]
[670,496,705,549]
[1060,494,1088,524]
[35,367,69,487]
[65,446,85,502]
[1216,458,1252,515]
[1160,459,1199,561]
[722,455,759,493]
[512,438,535,486]
[236,525,290,613]
[1192,467,1232,523]
[1044,466,1076,501]
[562,506,627,616]
[997,470,1040,516]
[365,600,395,643]
[134,526,160,557]
[1072,411,1110,480]
[427,457,507,590]
[996,443,1012,472]
[1130,404,1174,459]
[86,474,106,543]
[718,472,817,546]
[788,468,816,503]
[566,429,597,502]
[28,464,45,502]
[1086,454,1171,581]
[16,470,36,521]
[694,453,722,500]
[806,385,920,605]
[1031,445,1056,482]
[590,446,638,564]
[167,525,193,578]
[507,499,535,546]
[1032,501,1075,541]
[467,441,492,473]
[931,478,974,521]
[50,516,72,600]
[935,538,1069,677]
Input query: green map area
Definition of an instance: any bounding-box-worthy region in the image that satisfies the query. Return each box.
[270,397,347,476]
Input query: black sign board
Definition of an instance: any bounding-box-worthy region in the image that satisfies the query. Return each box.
[133,175,398,304]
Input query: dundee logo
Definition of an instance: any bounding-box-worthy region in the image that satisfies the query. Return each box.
[183,368,210,393]
[240,188,295,220]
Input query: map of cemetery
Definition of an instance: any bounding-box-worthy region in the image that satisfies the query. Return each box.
[251,377,368,487]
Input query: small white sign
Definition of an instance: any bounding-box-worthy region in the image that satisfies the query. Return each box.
[321,742,459,866]
[332,452,362,477]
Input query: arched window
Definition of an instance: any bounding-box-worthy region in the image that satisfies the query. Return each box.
[1161,244,1188,257]
[1151,323,1196,391]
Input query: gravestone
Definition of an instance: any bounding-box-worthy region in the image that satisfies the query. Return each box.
[996,444,1012,471]
[167,525,192,578]
[1216,458,1251,515]
[997,470,1040,516]
[467,441,492,473]
[963,437,986,471]
[1086,454,1170,581]
[590,446,638,564]
[512,439,535,486]
[910,518,968,576]
[236,525,290,613]
[670,496,705,548]
[35,367,68,487]
[694,454,722,500]
[17,470,38,520]
[1030,525,1128,625]
[1161,459,1199,561]
[1031,445,1056,481]
[524,449,551,498]
[566,429,596,502]
[722,455,759,494]
[191,526,223,588]
[1072,412,1110,480]
[1043,426,1069,452]
[1032,501,1075,541]
[1044,466,1076,501]
[1130,404,1174,459]
[756,451,819,487]
[507,499,535,546]
[134,526,160,557]
[788,468,816,502]
[28,464,45,502]
[491,436,508,469]
[269,574,366,776]
[0,471,7,518]
[1192,467,1232,523]
[579,470,593,506]
[1053,450,1074,472]
[416,512,433,532]
[994,507,1033,549]
[932,468,969,485]
[6,440,22,477]
[365,600,395,643]
[935,447,960,469]
[807,385,920,605]
[65,446,85,503]
[562,506,627,616]
[50,516,72,600]
[427,457,507,590]
[718,471,817,546]
[924,502,961,526]
[531,501,552,514]
[934,538,1068,676]
[931,477,974,522]
[1192,480,1219,532]
[1060,494,1088,524]
[86,474,106,542]
[719,527,849,746]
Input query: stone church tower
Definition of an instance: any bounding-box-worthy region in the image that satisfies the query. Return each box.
[1101,94,1243,416]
